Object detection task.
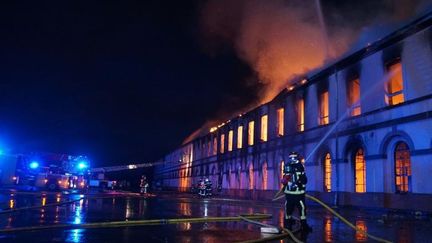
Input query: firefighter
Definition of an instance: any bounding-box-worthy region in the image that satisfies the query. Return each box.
[281,152,312,232]
[204,178,212,196]
[140,175,147,194]
[198,178,205,196]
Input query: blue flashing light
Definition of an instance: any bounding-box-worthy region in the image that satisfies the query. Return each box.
[29,161,39,169]
[77,161,88,170]
[73,217,82,225]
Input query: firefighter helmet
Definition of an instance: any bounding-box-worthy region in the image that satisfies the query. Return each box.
[288,151,300,164]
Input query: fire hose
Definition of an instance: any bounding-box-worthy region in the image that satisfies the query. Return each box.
[0,214,272,233]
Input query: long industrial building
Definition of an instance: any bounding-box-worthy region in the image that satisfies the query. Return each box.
[154,12,432,211]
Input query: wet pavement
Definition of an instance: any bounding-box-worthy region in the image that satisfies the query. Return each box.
[0,191,430,242]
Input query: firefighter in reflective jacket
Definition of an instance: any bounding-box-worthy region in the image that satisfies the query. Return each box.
[281,152,312,232]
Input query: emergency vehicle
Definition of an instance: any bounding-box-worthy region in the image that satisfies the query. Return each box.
[11,153,90,192]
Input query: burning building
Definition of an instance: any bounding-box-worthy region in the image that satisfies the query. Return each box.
[154,12,432,211]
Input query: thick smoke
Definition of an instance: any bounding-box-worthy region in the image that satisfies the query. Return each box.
[200,0,429,103]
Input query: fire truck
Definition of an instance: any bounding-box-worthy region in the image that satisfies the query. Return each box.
[11,153,90,192]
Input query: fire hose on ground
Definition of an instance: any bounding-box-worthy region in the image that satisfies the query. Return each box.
[0,214,272,233]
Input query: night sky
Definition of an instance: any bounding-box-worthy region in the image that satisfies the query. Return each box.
[0,1,260,166]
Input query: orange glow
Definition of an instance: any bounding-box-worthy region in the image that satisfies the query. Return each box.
[248,121,255,146]
[42,197,47,206]
[395,142,411,193]
[276,108,284,136]
[237,126,243,149]
[297,98,304,132]
[324,216,332,242]
[348,78,361,116]
[262,162,268,190]
[260,115,268,142]
[179,202,191,216]
[220,134,225,153]
[9,199,15,209]
[213,137,217,155]
[249,163,254,190]
[319,91,329,125]
[228,130,233,151]
[355,149,366,193]
[279,210,284,228]
[56,196,61,203]
[386,60,404,106]
[280,161,284,187]
[324,153,331,192]
[179,145,193,190]
[355,220,368,241]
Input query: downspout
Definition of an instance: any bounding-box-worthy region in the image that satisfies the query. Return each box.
[334,68,339,207]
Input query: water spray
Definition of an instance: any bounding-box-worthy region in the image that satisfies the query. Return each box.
[303,66,400,164]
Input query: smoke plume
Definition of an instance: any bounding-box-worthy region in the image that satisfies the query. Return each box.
[200,0,429,103]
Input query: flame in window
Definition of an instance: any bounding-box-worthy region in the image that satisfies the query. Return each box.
[260,115,268,142]
[297,98,304,131]
[228,130,233,151]
[237,126,243,149]
[355,149,366,193]
[277,108,284,136]
[248,121,255,146]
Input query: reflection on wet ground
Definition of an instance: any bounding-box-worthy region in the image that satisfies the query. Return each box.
[0,191,430,242]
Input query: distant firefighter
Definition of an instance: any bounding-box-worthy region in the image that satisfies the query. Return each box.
[140,175,149,194]
[204,178,212,196]
[198,178,206,196]
[281,152,312,232]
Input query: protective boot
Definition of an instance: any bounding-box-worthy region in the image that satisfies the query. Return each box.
[284,218,294,230]
[300,219,313,232]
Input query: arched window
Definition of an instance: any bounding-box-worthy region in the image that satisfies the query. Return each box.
[323,153,331,192]
[354,148,366,193]
[248,163,254,190]
[394,142,411,193]
[262,162,268,190]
